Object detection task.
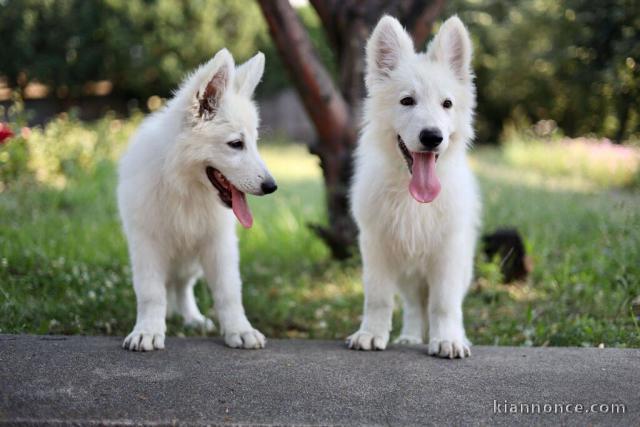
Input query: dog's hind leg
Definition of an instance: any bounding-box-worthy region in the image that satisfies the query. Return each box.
[172,272,215,332]
[395,279,427,345]
[123,235,168,351]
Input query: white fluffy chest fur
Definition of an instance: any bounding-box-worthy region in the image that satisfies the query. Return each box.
[351,133,480,266]
[117,112,234,258]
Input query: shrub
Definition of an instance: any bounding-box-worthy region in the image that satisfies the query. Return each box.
[0,110,140,190]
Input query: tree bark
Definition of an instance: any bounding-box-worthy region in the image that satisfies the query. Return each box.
[614,94,631,143]
[258,0,357,259]
[258,0,445,259]
[310,0,446,121]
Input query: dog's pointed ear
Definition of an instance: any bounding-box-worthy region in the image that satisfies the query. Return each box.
[235,52,265,97]
[366,15,414,83]
[427,16,473,82]
[197,49,235,120]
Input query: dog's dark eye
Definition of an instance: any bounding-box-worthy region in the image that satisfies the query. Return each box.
[400,97,415,106]
[442,99,453,109]
[227,140,244,150]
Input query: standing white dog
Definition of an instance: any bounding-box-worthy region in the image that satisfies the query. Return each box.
[118,49,277,351]
[347,16,480,358]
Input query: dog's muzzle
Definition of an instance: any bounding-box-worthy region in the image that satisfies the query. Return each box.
[397,135,413,173]
[397,135,440,174]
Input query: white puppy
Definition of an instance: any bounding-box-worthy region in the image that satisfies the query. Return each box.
[347,16,480,358]
[118,49,277,351]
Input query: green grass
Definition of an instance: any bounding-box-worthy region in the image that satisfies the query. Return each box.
[469,151,640,346]
[501,128,640,189]
[1,116,639,347]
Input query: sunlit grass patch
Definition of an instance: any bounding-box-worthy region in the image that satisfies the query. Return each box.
[260,142,322,181]
[470,148,599,193]
[1,115,639,348]
[503,136,640,189]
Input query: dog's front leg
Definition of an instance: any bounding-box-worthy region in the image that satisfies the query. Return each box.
[395,279,427,345]
[123,236,168,351]
[347,237,396,350]
[426,232,474,359]
[201,229,265,349]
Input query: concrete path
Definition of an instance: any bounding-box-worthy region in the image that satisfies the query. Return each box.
[0,335,638,426]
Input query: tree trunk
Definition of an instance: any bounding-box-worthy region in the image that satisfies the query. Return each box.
[258,0,445,259]
[614,94,631,144]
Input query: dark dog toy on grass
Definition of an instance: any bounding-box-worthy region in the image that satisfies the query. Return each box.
[482,228,531,282]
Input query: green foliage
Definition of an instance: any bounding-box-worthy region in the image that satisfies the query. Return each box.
[0,96,31,187]
[3,1,637,141]
[447,0,640,142]
[0,1,332,99]
[0,135,29,188]
[1,116,639,347]
[0,0,267,98]
[0,101,139,190]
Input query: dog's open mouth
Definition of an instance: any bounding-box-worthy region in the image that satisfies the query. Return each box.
[397,135,441,204]
[205,166,253,228]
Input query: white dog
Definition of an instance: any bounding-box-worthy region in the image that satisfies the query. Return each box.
[118,49,277,351]
[347,16,480,358]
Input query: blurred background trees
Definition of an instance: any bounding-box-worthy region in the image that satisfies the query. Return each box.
[1,0,637,142]
[449,0,640,143]
[0,0,267,98]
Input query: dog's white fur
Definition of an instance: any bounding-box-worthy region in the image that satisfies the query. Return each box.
[118,49,274,351]
[347,16,480,358]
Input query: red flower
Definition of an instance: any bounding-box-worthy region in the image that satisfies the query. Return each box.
[0,123,14,144]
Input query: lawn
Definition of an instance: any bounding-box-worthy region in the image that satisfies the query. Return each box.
[1,115,639,347]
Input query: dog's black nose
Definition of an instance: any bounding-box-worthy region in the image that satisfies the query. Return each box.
[419,128,443,150]
[261,178,278,195]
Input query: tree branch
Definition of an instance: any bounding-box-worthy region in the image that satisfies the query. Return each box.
[309,0,339,48]
[403,0,447,48]
[310,0,446,60]
[257,0,354,152]
[258,0,358,259]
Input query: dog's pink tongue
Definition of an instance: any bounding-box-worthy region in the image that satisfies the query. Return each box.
[231,186,253,228]
[409,151,441,203]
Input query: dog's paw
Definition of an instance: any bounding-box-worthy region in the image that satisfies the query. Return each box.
[428,338,470,359]
[224,328,266,349]
[123,330,165,352]
[184,316,216,332]
[346,330,388,350]
[394,335,423,345]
